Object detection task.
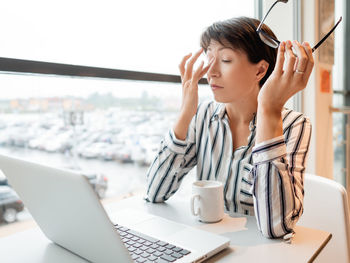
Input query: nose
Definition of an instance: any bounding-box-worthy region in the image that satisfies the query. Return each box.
[207,57,220,79]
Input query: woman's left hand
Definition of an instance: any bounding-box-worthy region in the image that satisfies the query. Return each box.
[257,40,314,113]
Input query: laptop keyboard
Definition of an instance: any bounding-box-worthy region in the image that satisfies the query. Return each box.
[115,224,191,263]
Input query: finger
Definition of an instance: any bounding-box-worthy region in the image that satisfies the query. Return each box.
[197,57,215,80]
[292,40,308,74]
[285,40,297,76]
[184,48,204,81]
[179,53,192,82]
[274,41,286,74]
[293,57,298,72]
[302,42,314,81]
[193,61,205,81]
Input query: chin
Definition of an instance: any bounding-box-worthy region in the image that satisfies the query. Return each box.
[213,94,237,103]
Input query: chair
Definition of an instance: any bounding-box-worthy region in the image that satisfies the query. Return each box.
[297,173,350,263]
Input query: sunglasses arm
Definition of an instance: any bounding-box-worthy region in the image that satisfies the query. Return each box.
[256,0,280,31]
[312,16,343,52]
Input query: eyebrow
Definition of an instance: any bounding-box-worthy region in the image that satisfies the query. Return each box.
[207,46,234,52]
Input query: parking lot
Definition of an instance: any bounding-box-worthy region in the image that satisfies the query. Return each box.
[0,145,149,227]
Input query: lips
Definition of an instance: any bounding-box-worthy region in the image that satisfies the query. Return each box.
[210,84,224,90]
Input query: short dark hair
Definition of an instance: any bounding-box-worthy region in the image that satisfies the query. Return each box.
[200,16,277,87]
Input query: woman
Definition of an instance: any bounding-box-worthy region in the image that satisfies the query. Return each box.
[145,16,313,238]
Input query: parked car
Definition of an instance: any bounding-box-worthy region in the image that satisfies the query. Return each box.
[0,186,24,223]
[83,172,108,199]
[0,170,8,186]
[65,167,108,199]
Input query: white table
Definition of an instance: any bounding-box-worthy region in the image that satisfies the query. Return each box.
[0,195,331,263]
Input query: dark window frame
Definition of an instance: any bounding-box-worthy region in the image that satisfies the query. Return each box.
[0,1,263,85]
[0,57,208,85]
[0,2,264,85]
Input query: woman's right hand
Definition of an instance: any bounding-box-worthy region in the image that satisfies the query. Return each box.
[178,48,213,121]
[173,48,213,140]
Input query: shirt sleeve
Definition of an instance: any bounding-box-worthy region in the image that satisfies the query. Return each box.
[251,116,312,238]
[144,114,197,203]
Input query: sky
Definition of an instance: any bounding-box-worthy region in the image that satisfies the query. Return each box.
[0,0,254,99]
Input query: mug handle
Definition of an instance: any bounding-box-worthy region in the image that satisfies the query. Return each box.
[191,194,200,216]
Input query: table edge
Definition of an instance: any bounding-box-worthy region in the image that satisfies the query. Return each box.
[308,233,332,263]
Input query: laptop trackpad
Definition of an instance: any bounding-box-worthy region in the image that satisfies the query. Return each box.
[133,217,186,239]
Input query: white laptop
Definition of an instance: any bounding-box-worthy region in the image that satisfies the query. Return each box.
[0,154,230,263]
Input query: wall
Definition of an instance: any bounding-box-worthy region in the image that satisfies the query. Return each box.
[302,0,335,179]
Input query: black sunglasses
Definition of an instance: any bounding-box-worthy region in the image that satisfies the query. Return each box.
[256,0,342,52]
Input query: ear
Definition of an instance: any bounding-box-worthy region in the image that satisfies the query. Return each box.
[256,60,269,82]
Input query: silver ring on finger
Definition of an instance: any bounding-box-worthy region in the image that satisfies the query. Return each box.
[295,69,305,74]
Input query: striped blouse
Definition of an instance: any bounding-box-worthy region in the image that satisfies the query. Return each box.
[145,100,312,238]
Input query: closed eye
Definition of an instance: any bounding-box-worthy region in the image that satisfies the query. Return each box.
[222,60,231,63]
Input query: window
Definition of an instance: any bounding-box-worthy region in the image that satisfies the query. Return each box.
[0,0,255,228]
[331,0,346,186]
[1,0,254,74]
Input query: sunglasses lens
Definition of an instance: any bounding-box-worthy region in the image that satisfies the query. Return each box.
[258,31,279,48]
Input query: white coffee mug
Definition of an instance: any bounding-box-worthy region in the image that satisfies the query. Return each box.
[190,180,224,223]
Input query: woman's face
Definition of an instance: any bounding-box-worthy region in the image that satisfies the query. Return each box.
[206,40,261,103]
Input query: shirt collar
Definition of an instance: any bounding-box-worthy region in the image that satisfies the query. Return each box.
[210,103,226,122]
[210,103,257,131]
[249,112,257,132]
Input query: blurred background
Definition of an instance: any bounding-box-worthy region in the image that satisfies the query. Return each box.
[0,0,349,236]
